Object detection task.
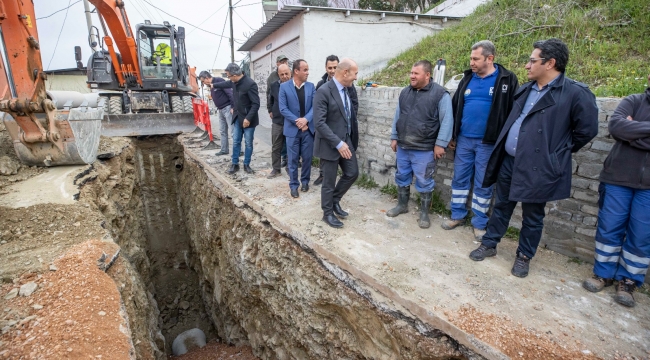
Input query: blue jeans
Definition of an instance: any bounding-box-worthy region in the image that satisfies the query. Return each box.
[232,122,255,165]
[287,130,314,189]
[481,155,547,259]
[450,136,495,229]
[593,183,650,286]
[394,147,436,193]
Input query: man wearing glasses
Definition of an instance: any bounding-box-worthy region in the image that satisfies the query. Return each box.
[213,63,261,174]
[468,38,598,278]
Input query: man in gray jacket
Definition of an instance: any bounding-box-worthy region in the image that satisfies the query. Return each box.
[582,74,650,308]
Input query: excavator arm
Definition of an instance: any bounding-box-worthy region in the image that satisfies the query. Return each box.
[0,0,103,166]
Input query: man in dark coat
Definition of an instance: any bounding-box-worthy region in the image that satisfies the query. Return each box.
[582,74,650,308]
[469,38,598,278]
[313,58,360,228]
[212,63,261,175]
[266,64,292,178]
[313,55,359,186]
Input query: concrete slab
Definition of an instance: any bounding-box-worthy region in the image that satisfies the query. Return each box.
[180,131,650,359]
[0,165,84,208]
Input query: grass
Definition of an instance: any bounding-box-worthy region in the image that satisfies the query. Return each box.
[567,257,585,265]
[415,190,452,217]
[355,172,379,189]
[504,226,520,241]
[365,0,650,97]
[381,182,399,197]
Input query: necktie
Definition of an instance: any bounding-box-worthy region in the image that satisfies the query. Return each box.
[343,88,351,135]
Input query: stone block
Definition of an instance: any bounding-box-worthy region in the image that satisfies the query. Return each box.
[591,140,614,152]
[575,226,596,237]
[582,216,597,226]
[588,181,601,192]
[571,159,577,174]
[549,208,572,220]
[443,178,452,186]
[576,163,603,180]
[571,178,593,190]
[558,198,582,211]
[582,204,599,216]
[571,213,584,224]
[436,168,452,178]
[573,190,599,204]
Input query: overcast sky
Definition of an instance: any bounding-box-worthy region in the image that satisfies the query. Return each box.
[33,0,265,72]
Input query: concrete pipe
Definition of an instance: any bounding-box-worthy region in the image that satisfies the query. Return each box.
[47,91,100,109]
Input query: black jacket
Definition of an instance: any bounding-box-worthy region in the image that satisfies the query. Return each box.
[266,80,283,125]
[210,77,234,110]
[599,88,650,189]
[396,81,447,151]
[452,64,519,143]
[483,74,599,202]
[213,74,260,127]
[316,73,359,149]
[314,80,357,160]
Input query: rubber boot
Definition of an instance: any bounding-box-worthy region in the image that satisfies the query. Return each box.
[387,186,410,217]
[418,191,432,229]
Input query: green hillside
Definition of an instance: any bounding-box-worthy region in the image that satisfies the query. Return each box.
[368,0,649,97]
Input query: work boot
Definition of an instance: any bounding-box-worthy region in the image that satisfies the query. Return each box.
[441,218,465,230]
[227,164,239,174]
[511,252,531,278]
[473,227,486,241]
[386,186,410,217]
[614,278,636,307]
[469,244,497,261]
[582,274,614,293]
[418,191,432,229]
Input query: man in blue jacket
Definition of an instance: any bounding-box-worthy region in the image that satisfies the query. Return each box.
[582,74,650,308]
[442,41,518,240]
[280,59,316,198]
[469,38,598,278]
[199,71,235,156]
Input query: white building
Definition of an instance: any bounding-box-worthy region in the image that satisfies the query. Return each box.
[238,5,460,102]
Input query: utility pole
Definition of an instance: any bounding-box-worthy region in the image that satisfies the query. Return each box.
[83,0,98,51]
[229,0,235,64]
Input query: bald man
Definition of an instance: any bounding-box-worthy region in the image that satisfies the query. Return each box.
[313,58,360,228]
[267,64,292,178]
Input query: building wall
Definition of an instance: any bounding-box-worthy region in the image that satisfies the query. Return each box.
[45,75,90,93]
[355,86,622,264]
[250,14,303,63]
[301,11,457,80]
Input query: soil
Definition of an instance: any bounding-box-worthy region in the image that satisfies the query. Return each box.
[0,121,46,192]
[170,340,258,360]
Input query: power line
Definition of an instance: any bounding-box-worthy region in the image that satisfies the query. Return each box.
[233,9,256,31]
[140,0,241,41]
[212,12,230,69]
[36,0,81,20]
[46,0,73,70]
[235,2,263,8]
[188,3,228,35]
[126,0,148,23]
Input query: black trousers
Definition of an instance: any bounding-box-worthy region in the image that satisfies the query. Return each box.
[481,154,547,258]
[320,139,359,215]
[271,123,285,171]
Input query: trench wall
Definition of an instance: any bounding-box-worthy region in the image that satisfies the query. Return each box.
[355,87,621,263]
[177,151,485,360]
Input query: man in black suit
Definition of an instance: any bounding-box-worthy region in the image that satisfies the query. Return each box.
[313,58,359,228]
[266,64,292,178]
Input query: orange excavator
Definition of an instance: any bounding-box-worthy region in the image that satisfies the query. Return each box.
[0,0,199,166]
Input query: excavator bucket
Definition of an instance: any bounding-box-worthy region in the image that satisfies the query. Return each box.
[1,107,103,167]
[101,112,196,137]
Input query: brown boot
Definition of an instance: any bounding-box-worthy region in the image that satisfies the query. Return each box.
[582,274,614,293]
[614,278,636,307]
[441,218,464,230]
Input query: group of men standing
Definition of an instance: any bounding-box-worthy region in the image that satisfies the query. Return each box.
[200,37,649,308]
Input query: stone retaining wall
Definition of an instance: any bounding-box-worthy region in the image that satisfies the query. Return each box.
[355,86,622,263]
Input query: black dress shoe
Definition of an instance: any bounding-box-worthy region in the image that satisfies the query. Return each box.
[322,214,343,228]
[290,188,299,198]
[227,164,239,174]
[281,158,288,168]
[215,150,229,156]
[244,164,254,174]
[314,173,324,186]
[301,184,309,192]
[267,169,281,179]
[333,202,348,218]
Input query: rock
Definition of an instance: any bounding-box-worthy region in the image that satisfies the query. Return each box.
[179,301,190,310]
[32,304,43,310]
[19,282,38,297]
[4,288,18,300]
[0,156,19,176]
[98,311,106,316]
[172,328,206,356]
[73,222,81,227]
[311,227,319,235]
[19,315,37,325]
[19,233,33,241]
[49,264,58,271]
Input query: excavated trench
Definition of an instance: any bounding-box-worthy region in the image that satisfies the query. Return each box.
[77,135,483,359]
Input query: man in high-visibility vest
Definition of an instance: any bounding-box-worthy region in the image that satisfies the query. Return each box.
[154,43,172,65]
